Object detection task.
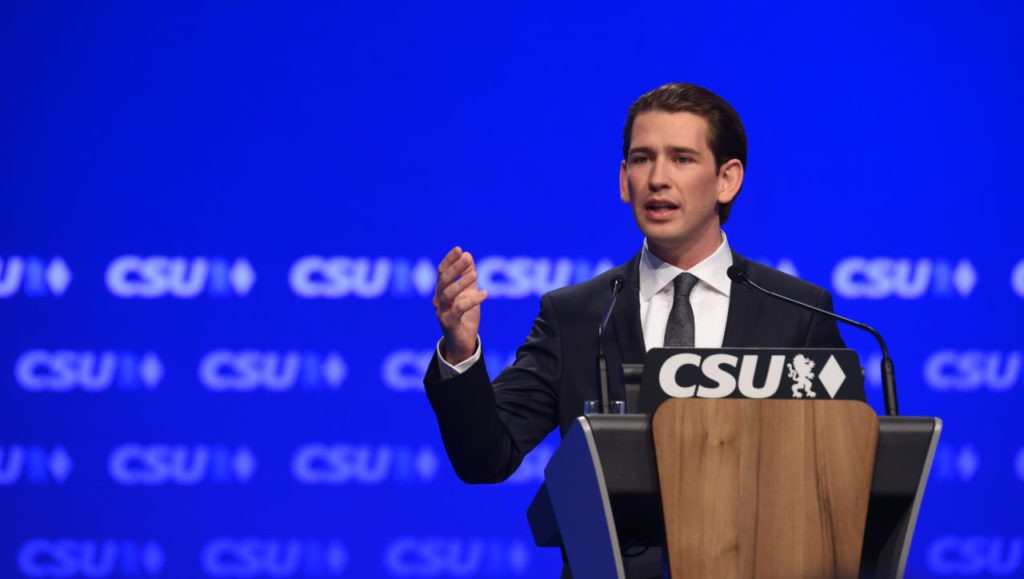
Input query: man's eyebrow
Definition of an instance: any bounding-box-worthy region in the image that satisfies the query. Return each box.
[667,145,703,156]
[627,145,704,156]
[627,146,655,155]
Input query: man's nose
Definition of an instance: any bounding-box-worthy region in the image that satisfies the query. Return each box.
[647,159,669,190]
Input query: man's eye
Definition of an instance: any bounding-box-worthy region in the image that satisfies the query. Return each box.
[674,156,692,164]
[630,155,650,164]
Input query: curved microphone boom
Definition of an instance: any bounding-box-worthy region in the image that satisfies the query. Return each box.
[596,276,625,414]
[727,265,899,416]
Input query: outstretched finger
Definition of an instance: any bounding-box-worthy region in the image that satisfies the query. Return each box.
[437,247,463,274]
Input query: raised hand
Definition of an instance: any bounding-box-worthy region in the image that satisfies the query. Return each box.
[433,247,488,365]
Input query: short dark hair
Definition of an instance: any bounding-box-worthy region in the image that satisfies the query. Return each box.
[622,83,747,224]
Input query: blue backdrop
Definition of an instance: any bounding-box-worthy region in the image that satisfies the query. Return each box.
[3,2,1023,577]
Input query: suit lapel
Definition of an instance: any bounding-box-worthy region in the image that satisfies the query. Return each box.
[723,252,762,348]
[605,249,768,353]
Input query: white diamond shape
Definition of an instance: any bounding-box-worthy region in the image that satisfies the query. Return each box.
[818,355,846,399]
[138,352,164,389]
[411,258,436,298]
[48,446,73,483]
[952,259,976,298]
[956,445,979,482]
[322,353,347,389]
[232,446,257,482]
[415,446,439,482]
[325,541,349,574]
[229,258,256,296]
[45,257,72,296]
[141,542,165,575]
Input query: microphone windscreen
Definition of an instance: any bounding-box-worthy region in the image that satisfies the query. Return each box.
[726,265,746,284]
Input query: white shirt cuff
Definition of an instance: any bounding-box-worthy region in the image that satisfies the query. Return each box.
[436,337,482,378]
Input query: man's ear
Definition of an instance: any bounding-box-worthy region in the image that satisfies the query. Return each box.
[619,160,631,203]
[716,158,744,204]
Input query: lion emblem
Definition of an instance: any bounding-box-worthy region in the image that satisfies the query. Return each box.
[787,354,817,398]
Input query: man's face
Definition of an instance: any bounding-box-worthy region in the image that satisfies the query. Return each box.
[620,110,742,268]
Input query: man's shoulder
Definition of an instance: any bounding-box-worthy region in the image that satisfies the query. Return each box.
[734,253,831,300]
[546,255,638,303]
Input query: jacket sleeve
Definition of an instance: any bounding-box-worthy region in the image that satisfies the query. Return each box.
[424,294,562,483]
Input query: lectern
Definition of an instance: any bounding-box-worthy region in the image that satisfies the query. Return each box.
[527,397,940,578]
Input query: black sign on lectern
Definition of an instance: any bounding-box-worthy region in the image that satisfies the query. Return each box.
[636,348,866,414]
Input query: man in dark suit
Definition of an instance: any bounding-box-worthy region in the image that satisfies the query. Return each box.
[425,82,845,484]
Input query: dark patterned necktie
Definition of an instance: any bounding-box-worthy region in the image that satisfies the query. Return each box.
[663,273,699,347]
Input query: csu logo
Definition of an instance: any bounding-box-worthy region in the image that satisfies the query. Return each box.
[15,350,164,392]
[927,536,1024,576]
[923,350,1022,391]
[384,537,531,577]
[832,257,976,299]
[292,443,439,485]
[0,445,72,485]
[289,255,613,300]
[290,256,434,299]
[105,255,256,298]
[658,353,849,399]
[18,539,164,577]
[199,350,346,392]
[201,537,348,577]
[108,444,257,486]
[381,350,516,392]
[0,256,72,298]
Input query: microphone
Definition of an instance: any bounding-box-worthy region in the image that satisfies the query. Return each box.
[596,276,625,414]
[727,265,899,416]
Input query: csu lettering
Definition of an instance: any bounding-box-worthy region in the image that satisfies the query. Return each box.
[660,354,786,399]
[18,539,164,577]
[924,350,1022,391]
[384,538,531,577]
[105,255,255,298]
[292,444,438,485]
[831,257,976,299]
[290,256,393,298]
[199,350,346,391]
[108,444,257,485]
[15,350,164,392]
[201,538,347,577]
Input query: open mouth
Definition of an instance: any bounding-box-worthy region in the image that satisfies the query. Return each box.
[644,200,679,216]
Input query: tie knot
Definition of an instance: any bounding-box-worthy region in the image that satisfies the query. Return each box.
[673,272,699,298]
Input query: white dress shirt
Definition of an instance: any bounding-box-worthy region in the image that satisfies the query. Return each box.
[638,233,733,350]
[438,232,734,376]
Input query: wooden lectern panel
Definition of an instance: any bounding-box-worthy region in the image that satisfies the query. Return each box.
[652,399,878,579]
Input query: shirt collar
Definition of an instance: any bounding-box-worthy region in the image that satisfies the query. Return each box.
[638,232,734,302]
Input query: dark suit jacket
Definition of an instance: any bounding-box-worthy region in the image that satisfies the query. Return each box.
[425,251,845,483]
